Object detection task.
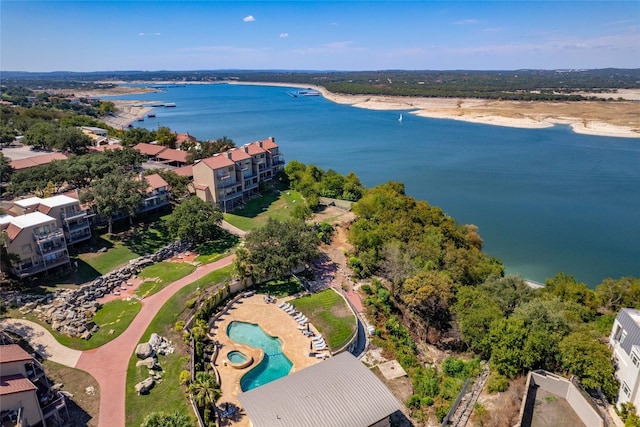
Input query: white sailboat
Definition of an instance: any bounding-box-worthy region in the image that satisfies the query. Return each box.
[398,113,403,122]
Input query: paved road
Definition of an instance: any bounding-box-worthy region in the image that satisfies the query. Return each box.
[3,254,234,427]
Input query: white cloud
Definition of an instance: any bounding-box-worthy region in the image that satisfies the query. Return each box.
[280,33,289,38]
[153,33,161,36]
[243,15,255,22]
[138,33,145,36]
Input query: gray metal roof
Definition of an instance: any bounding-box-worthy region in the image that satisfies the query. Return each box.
[617,308,640,356]
[238,352,402,427]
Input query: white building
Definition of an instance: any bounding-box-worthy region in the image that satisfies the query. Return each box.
[609,308,640,413]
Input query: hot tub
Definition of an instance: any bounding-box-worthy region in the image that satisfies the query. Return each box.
[226,350,253,369]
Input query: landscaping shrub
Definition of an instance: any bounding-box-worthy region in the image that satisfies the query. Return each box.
[486,372,509,393]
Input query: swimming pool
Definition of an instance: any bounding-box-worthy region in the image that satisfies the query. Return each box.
[226,321,293,391]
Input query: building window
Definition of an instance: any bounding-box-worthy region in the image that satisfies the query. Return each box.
[622,381,631,397]
[620,330,628,345]
[632,351,640,368]
[22,244,32,254]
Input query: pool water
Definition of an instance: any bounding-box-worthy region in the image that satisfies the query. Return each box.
[226,321,293,391]
[227,350,248,364]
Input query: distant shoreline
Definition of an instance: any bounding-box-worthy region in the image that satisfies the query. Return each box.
[84,81,640,139]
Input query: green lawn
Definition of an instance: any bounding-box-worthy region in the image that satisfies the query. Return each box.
[292,289,357,350]
[194,231,239,264]
[223,186,304,231]
[135,262,196,299]
[125,265,234,427]
[14,299,143,351]
[254,277,304,297]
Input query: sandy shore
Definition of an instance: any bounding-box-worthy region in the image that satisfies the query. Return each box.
[232,81,640,139]
[79,81,639,139]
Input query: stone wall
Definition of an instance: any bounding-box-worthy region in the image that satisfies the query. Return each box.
[13,240,192,339]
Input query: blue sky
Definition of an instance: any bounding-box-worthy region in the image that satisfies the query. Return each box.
[1,1,638,71]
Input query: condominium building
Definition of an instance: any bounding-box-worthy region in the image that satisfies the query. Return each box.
[138,173,171,213]
[609,308,640,413]
[193,137,284,212]
[1,211,70,278]
[0,340,68,426]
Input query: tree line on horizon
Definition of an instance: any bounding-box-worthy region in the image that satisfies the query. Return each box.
[3,68,639,101]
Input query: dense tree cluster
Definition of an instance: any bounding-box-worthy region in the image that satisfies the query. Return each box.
[284,160,365,206]
[7,147,144,197]
[166,196,223,244]
[235,218,320,283]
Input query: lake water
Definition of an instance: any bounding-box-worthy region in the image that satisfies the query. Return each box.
[106,84,640,286]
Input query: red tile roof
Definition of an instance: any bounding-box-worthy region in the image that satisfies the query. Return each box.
[37,204,52,215]
[244,143,266,155]
[227,148,251,162]
[200,154,234,170]
[0,344,33,363]
[0,374,37,396]
[9,153,69,170]
[133,143,167,157]
[6,223,21,241]
[176,133,197,144]
[173,165,193,177]
[157,148,188,163]
[89,144,123,153]
[144,173,169,190]
[260,137,279,150]
[194,183,208,191]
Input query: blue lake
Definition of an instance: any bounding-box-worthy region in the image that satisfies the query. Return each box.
[106,84,640,286]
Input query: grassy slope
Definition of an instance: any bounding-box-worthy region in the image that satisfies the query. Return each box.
[292,289,356,350]
[125,266,234,427]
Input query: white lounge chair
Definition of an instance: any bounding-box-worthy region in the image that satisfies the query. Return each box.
[297,316,308,324]
[277,301,286,308]
[312,336,325,343]
[315,352,327,359]
[315,344,327,351]
[293,313,304,320]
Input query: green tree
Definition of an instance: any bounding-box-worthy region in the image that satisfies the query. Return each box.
[188,371,220,413]
[23,121,56,150]
[0,152,14,183]
[235,218,320,282]
[595,276,640,313]
[140,411,193,427]
[80,172,146,234]
[543,272,597,314]
[480,275,536,315]
[166,196,223,243]
[291,201,313,221]
[145,169,191,201]
[453,286,503,357]
[559,331,618,400]
[401,270,455,329]
[156,126,177,148]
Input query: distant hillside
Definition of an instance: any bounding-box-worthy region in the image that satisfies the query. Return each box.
[2,69,639,101]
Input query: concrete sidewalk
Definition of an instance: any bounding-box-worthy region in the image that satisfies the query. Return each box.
[0,318,82,367]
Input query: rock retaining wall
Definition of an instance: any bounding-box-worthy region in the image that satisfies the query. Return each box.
[7,240,192,339]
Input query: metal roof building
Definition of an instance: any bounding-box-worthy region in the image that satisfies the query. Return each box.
[238,352,401,427]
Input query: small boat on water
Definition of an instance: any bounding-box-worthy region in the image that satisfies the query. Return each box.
[398,113,403,122]
[137,117,144,122]
[164,103,176,108]
[147,113,156,118]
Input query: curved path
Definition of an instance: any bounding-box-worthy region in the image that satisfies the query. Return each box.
[1,254,234,427]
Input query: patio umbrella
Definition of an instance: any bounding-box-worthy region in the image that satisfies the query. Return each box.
[307,323,310,332]
[310,340,313,350]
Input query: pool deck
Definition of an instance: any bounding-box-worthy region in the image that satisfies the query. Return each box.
[210,294,326,426]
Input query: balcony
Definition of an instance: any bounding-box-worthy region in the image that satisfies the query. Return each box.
[15,254,70,278]
[217,179,238,189]
[68,229,92,244]
[218,191,242,202]
[26,359,46,382]
[65,219,90,232]
[61,209,87,221]
[33,229,64,243]
[36,242,67,256]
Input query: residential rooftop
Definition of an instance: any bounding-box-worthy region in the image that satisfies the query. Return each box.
[0,344,33,364]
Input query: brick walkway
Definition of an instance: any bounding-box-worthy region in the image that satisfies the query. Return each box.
[4,254,234,427]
